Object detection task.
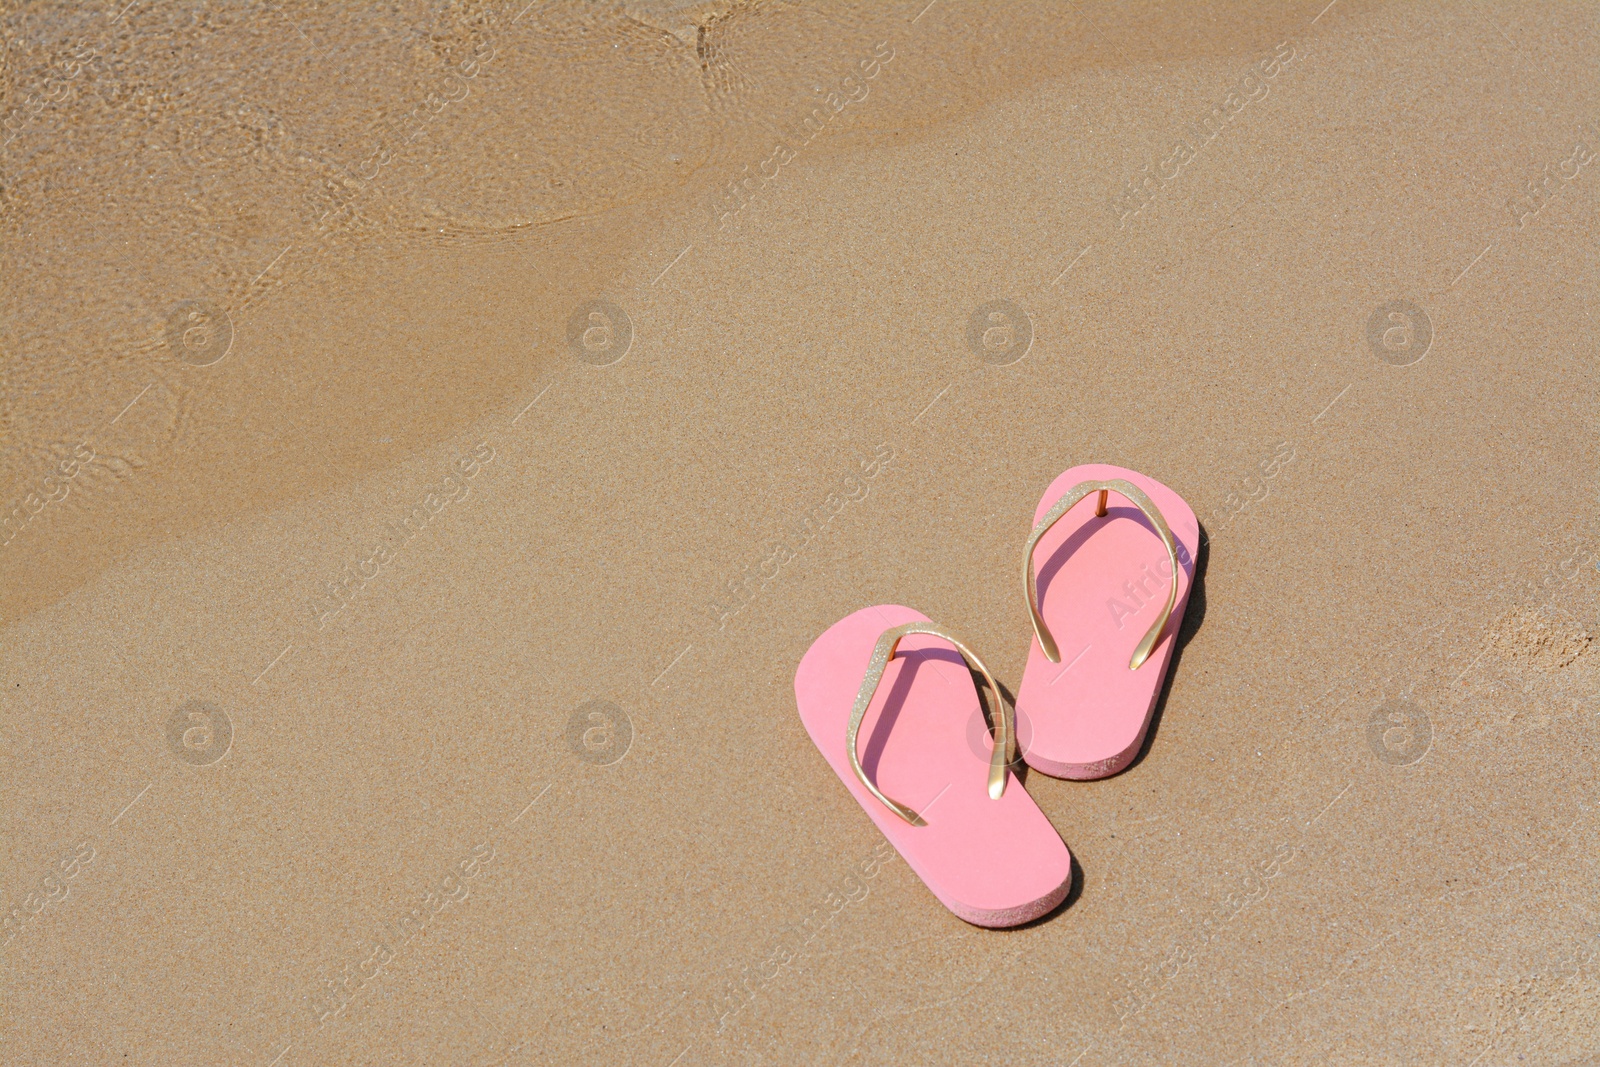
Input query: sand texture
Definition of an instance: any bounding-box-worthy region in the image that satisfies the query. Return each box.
[3,1,1599,1064]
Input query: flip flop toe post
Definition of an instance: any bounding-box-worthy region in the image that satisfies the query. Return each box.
[795,605,1073,928]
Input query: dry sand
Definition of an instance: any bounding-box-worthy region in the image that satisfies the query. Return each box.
[2,0,1598,1063]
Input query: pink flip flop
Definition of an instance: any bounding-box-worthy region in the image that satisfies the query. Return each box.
[795,605,1073,928]
[1014,464,1198,780]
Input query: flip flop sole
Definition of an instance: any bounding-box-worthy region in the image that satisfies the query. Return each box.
[796,605,1072,927]
[1016,465,1198,779]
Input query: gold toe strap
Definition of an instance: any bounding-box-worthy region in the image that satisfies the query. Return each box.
[1023,478,1180,670]
[847,622,1011,826]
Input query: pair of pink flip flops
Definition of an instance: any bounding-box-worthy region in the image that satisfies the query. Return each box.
[795,464,1198,927]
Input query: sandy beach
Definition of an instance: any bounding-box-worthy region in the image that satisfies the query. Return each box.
[3,1,1598,1063]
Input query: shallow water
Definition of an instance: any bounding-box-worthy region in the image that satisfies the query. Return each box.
[0,0,1318,622]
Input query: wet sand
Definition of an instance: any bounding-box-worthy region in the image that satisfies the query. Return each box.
[3,1,1599,1064]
